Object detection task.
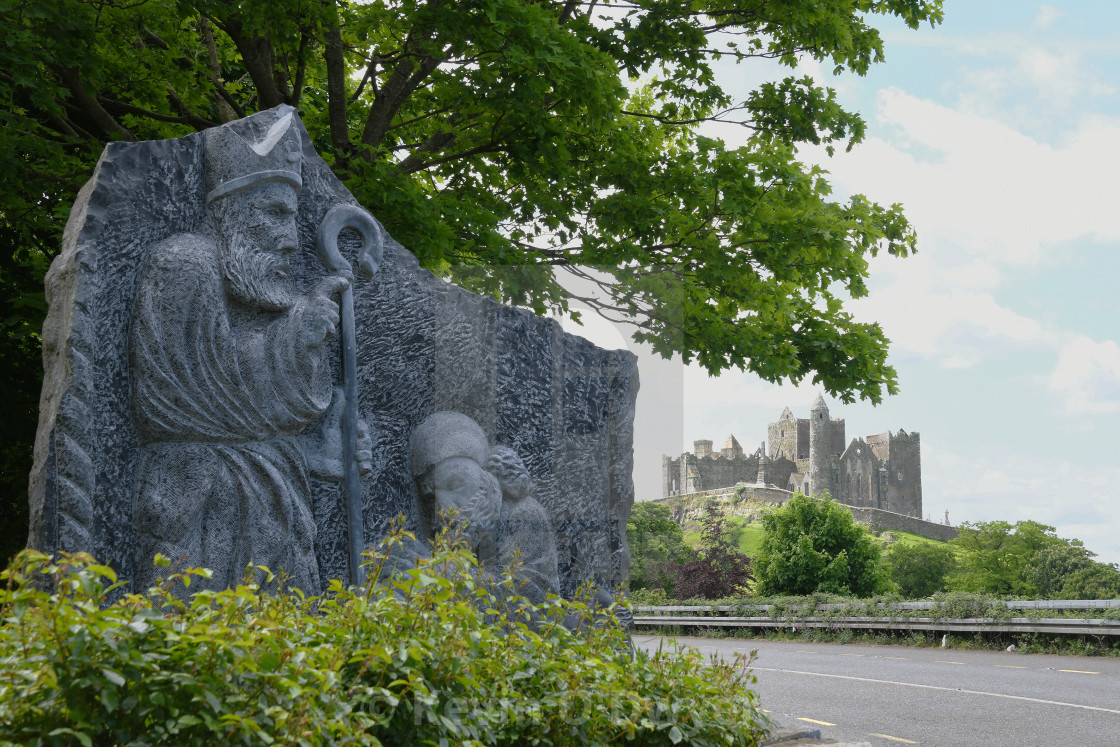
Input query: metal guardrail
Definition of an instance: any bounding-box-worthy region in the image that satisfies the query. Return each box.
[633,601,1120,636]
[635,599,1120,614]
[633,615,1120,636]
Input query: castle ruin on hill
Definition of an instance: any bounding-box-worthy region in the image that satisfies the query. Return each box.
[662,394,923,519]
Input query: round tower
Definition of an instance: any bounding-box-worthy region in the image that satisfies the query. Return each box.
[808,393,831,497]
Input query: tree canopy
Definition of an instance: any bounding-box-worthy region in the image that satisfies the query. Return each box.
[947,520,1066,597]
[883,540,956,599]
[755,493,890,597]
[948,520,1120,599]
[625,501,688,593]
[1,0,943,561]
[670,503,754,600]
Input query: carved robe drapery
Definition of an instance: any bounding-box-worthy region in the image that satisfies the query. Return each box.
[129,233,333,593]
[499,496,560,605]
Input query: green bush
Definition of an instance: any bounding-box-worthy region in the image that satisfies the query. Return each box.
[754,493,892,597]
[947,520,1066,596]
[1057,562,1120,600]
[883,541,956,598]
[627,502,690,594]
[0,533,769,746]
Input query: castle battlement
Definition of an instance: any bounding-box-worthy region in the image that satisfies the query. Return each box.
[662,397,923,519]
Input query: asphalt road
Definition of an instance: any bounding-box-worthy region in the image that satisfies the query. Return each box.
[634,634,1120,746]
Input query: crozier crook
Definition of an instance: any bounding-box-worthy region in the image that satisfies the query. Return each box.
[316,204,384,586]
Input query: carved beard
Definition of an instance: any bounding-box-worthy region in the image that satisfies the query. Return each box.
[219,227,296,312]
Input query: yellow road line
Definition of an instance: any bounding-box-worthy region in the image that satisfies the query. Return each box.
[995,665,1026,669]
[1058,669,1100,674]
[871,733,918,744]
[935,660,965,665]
[841,653,865,657]
[797,717,837,726]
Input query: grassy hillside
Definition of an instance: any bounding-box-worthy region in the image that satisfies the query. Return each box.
[683,515,766,555]
[676,495,953,558]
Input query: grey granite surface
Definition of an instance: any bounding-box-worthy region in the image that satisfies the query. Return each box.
[28,106,638,599]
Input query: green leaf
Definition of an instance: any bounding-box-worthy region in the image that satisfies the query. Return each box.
[101,668,126,687]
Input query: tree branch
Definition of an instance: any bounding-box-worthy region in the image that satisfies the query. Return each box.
[220,13,285,109]
[360,9,445,149]
[289,26,310,106]
[55,66,135,140]
[324,1,349,151]
[198,15,238,122]
[101,95,217,130]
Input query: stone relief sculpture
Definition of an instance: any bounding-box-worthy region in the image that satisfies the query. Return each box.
[410,411,503,573]
[486,445,561,604]
[29,105,638,602]
[128,109,374,593]
[411,412,576,613]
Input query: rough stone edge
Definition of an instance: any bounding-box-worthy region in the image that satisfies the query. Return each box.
[27,144,121,554]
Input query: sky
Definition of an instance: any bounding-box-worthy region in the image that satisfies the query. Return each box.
[558,1,1120,564]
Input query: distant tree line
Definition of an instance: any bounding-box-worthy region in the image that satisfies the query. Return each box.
[627,495,1120,602]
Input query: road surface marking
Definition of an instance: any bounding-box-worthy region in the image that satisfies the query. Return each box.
[841,653,865,657]
[995,665,1026,669]
[886,656,908,660]
[934,660,965,665]
[752,667,1120,715]
[1058,669,1100,674]
[871,733,917,744]
[797,717,836,726]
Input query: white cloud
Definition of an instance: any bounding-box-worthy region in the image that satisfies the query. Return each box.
[925,445,1120,564]
[1049,335,1120,414]
[847,253,1050,369]
[953,47,1116,129]
[682,367,819,410]
[820,88,1120,265]
[780,87,1120,370]
[1033,4,1063,29]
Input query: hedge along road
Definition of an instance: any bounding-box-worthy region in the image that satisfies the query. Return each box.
[634,635,1120,746]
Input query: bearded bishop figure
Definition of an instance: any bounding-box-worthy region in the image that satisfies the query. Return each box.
[129,108,369,594]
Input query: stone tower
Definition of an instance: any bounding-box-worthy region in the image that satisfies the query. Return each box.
[721,434,743,459]
[808,392,831,497]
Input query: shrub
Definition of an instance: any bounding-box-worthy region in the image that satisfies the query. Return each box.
[670,504,754,600]
[1057,562,1120,600]
[1027,543,1095,598]
[1,534,769,746]
[754,493,891,597]
[947,520,1066,596]
[627,501,690,594]
[883,541,956,598]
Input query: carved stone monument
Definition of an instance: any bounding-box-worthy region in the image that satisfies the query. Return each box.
[29,106,638,600]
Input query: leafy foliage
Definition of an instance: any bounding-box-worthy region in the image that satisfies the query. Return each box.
[1026,542,1096,599]
[1,0,944,559]
[0,535,769,746]
[883,540,956,599]
[1054,561,1120,600]
[754,493,891,597]
[669,504,754,601]
[947,520,1069,597]
[626,501,689,593]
